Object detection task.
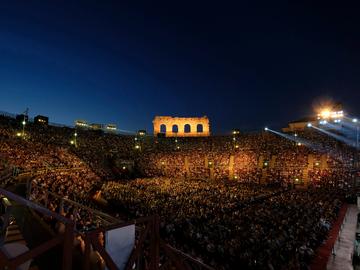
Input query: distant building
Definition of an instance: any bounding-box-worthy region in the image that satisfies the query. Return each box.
[89,123,103,130]
[282,117,317,132]
[75,120,88,128]
[106,124,117,132]
[16,114,28,124]
[34,115,49,125]
[153,116,210,137]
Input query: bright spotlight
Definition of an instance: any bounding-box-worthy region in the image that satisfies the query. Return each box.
[307,123,312,127]
[353,118,358,123]
[264,127,268,131]
[320,109,331,119]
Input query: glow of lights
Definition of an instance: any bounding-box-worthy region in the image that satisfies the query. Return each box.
[134,137,138,141]
[264,127,268,131]
[135,145,140,149]
[318,109,344,120]
[70,140,74,145]
[234,175,238,179]
[22,121,26,125]
[297,142,302,146]
[315,162,319,166]
[319,120,327,125]
[208,161,212,165]
[233,137,236,141]
[307,123,312,127]
[294,133,298,137]
[235,145,239,149]
[264,162,268,166]
[320,109,331,119]
[16,132,22,137]
[74,132,77,137]
[176,146,180,150]
[122,166,126,170]
[161,161,165,165]
[295,178,299,182]
[175,139,178,143]
[353,118,358,123]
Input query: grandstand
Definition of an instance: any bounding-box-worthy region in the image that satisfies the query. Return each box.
[0,111,359,270]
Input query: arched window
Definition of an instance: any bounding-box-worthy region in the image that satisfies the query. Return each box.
[172,124,178,133]
[184,124,191,133]
[197,124,203,133]
[160,124,166,133]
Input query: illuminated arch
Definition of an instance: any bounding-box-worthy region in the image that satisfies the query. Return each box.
[172,124,178,133]
[184,124,191,133]
[197,124,203,133]
[160,124,166,133]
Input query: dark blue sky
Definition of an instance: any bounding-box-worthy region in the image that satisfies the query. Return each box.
[0,1,359,134]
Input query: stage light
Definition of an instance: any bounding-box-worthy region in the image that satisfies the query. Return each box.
[320,109,331,119]
[353,118,358,123]
[307,123,312,127]
[264,127,268,131]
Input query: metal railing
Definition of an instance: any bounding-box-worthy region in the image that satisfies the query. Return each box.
[0,188,74,270]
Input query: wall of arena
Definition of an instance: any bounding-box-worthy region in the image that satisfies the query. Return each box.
[153,116,210,137]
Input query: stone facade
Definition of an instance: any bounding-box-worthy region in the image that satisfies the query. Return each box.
[153,116,210,137]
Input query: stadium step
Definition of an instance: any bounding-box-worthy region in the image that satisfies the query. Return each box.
[5,223,26,245]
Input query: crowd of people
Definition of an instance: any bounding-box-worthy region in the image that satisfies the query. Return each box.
[0,114,357,269]
[101,179,346,269]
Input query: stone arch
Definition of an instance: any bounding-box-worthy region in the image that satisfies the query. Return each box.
[172,124,178,133]
[160,124,166,133]
[153,116,210,137]
[184,124,191,133]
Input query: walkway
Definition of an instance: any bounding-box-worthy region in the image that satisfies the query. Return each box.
[326,204,358,270]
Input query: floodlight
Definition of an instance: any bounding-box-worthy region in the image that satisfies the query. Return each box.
[264,127,268,131]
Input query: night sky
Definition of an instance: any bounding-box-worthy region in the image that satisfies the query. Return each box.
[0,1,360,134]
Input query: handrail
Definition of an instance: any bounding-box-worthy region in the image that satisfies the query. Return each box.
[29,183,121,225]
[0,188,74,270]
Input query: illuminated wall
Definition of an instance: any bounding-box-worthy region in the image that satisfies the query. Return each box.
[153,116,210,137]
